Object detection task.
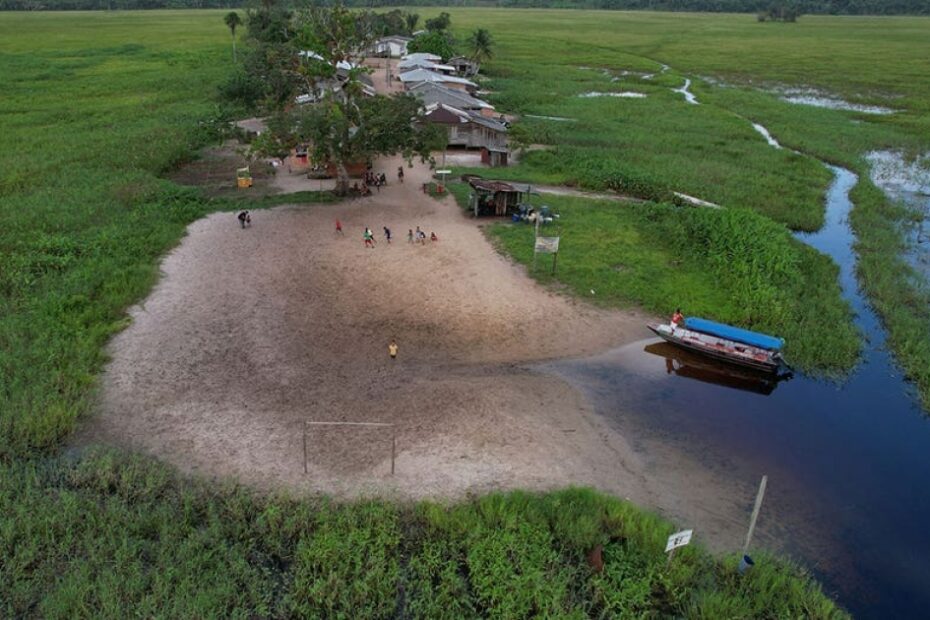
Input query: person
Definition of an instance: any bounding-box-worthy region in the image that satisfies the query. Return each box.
[397,166,404,183]
[383,226,392,244]
[237,210,250,229]
[670,308,684,330]
[352,182,360,195]
[430,231,438,242]
[415,226,425,244]
[335,219,343,235]
[388,339,398,360]
[364,227,375,248]
[380,172,387,187]
[407,229,414,244]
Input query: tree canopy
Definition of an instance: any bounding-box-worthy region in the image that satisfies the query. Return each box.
[3,0,928,15]
[406,31,457,61]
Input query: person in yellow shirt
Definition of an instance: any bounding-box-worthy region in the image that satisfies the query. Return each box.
[388,340,398,360]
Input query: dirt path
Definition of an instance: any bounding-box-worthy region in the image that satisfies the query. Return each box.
[77,155,663,501]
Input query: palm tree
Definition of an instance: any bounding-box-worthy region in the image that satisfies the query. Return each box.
[224,11,243,63]
[404,12,419,34]
[467,28,493,74]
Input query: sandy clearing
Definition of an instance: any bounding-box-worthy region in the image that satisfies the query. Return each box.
[77,155,660,500]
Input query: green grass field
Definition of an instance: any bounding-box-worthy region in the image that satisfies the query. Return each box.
[4,8,927,614]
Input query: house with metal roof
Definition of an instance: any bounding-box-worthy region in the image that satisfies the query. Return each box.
[422,102,509,166]
[408,82,496,118]
[399,69,478,94]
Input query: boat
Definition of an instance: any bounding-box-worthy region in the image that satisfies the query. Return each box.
[647,317,789,374]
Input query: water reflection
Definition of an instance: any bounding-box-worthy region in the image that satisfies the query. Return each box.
[643,341,785,395]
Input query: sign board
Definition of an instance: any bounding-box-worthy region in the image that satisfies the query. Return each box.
[665,529,693,552]
[534,236,560,254]
[435,169,452,175]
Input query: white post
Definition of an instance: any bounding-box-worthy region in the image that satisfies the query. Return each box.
[743,475,768,554]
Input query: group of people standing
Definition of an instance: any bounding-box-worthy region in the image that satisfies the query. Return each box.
[346,222,437,248]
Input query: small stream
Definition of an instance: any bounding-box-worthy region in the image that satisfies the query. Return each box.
[544,122,930,616]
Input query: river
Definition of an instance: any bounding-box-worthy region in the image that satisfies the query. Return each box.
[543,130,930,616]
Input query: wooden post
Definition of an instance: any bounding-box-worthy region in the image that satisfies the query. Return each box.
[666,547,676,569]
[551,251,558,275]
[302,420,308,475]
[391,427,396,475]
[743,475,768,554]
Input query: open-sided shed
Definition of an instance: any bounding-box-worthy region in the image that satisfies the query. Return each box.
[464,175,535,216]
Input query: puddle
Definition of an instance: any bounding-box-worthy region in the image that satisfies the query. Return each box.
[866,150,930,282]
[673,78,699,105]
[751,123,782,149]
[578,91,647,98]
[525,114,577,122]
[776,88,895,114]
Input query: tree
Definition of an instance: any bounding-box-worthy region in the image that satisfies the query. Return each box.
[404,12,419,34]
[406,31,457,61]
[466,28,493,72]
[424,11,451,33]
[224,11,242,63]
[258,3,444,195]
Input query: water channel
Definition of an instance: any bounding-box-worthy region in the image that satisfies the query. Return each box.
[543,125,930,616]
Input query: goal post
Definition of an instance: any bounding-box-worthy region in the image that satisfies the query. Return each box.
[302,421,396,476]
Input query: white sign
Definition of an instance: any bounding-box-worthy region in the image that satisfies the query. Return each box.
[435,169,452,175]
[534,236,560,254]
[665,529,693,552]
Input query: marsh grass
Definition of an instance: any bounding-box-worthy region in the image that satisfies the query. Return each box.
[488,195,858,371]
[0,449,849,619]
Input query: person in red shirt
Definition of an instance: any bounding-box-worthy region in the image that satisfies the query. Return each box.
[671,308,684,330]
[335,219,343,236]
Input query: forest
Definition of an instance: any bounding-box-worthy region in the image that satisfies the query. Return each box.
[2,0,928,16]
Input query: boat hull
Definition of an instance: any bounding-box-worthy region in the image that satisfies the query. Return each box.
[647,323,784,374]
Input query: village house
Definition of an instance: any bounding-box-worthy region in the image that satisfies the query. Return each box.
[422,102,509,166]
[370,36,411,58]
[447,56,479,78]
[400,68,478,94]
[408,82,497,118]
[397,58,457,75]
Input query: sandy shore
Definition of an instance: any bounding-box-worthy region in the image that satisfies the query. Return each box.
[77,156,661,500]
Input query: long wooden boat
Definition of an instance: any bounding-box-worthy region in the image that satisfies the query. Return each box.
[647,317,788,374]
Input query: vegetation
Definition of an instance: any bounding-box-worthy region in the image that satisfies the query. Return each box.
[441,8,930,398]
[0,449,848,618]
[3,0,929,15]
[406,29,457,61]
[2,8,919,615]
[487,195,858,371]
[231,2,446,194]
[223,10,242,62]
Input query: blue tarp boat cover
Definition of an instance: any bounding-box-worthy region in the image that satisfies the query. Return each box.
[683,317,784,351]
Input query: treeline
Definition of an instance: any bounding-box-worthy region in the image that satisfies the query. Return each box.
[2,0,928,14]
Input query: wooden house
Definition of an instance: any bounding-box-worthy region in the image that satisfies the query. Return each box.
[422,103,509,166]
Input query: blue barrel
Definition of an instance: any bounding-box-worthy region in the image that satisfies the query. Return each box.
[738,554,755,574]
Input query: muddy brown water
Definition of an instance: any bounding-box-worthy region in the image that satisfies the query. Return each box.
[544,166,930,617]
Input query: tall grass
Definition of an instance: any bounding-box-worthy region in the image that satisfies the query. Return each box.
[488,195,859,371]
[0,449,849,618]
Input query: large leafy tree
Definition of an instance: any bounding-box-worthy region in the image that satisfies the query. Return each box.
[406,31,457,61]
[256,3,444,195]
[424,11,451,32]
